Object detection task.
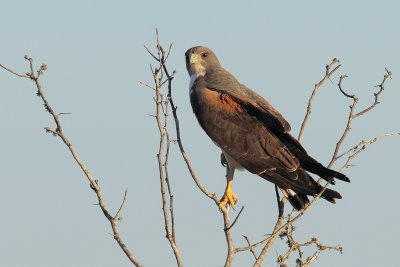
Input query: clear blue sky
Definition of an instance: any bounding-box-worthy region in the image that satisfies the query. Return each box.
[1,0,399,266]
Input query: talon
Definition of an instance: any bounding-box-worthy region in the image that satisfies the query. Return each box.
[220,153,227,167]
[218,180,237,209]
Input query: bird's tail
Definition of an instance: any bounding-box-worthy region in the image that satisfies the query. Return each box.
[280,169,343,210]
[281,189,309,211]
[282,184,342,211]
[300,155,350,184]
[276,132,350,183]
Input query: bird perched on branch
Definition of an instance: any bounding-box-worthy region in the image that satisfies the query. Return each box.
[185,46,350,211]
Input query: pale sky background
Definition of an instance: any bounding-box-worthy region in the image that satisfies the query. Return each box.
[1,1,399,266]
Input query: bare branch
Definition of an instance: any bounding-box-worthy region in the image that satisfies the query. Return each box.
[353,68,391,118]
[298,58,341,142]
[253,210,285,266]
[253,187,287,266]
[328,69,393,170]
[165,42,173,62]
[338,75,354,98]
[138,80,156,90]
[285,68,394,266]
[243,236,258,260]
[278,232,343,267]
[163,105,176,242]
[327,75,358,169]
[144,45,159,62]
[336,133,400,161]
[114,189,128,220]
[0,61,31,78]
[142,32,183,267]
[2,57,143,267]
[220,206,235,267]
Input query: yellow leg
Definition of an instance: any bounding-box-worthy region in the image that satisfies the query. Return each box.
[219,165,237,209]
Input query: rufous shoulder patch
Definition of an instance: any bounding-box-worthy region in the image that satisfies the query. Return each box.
[204,89,244,112]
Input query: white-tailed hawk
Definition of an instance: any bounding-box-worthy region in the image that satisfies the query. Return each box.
[185,46,350,210]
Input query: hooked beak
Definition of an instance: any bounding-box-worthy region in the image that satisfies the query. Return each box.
[189,53,201,65]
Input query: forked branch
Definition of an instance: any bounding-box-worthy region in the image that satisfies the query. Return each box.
[328,69,393,170]
[276,64,394,265]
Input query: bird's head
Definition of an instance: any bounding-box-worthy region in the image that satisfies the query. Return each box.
[185,46,220,77]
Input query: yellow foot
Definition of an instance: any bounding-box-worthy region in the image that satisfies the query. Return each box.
[219,182,238,209]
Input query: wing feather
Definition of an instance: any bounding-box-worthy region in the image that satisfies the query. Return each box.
[203,68,291,133]
[191,77,299,176]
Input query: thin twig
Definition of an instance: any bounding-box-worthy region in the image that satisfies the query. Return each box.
[144,45,159,62]
[0,62,31,78]
[142,30,183,267]
[278,233,342,267]
[226,206,244,231]
[327,69,392,170]
[298,58,341,142]
[138,80,156,90]
[327,74,358,169]
[243,236,258,260]
[253,186,286,266]
[337,75,354,98]
[353,68,391,118]
[163,103,176,242]
[114,189,128,220]
[336,133,400,161]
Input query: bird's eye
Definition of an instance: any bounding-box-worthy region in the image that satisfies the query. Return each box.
[201,52,208,58]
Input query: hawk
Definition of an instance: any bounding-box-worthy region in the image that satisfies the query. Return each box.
[185,46,350,210]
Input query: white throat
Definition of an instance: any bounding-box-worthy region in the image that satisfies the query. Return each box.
[188,62,205,94]
[189,74,201,89]
[189,69,205,96]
